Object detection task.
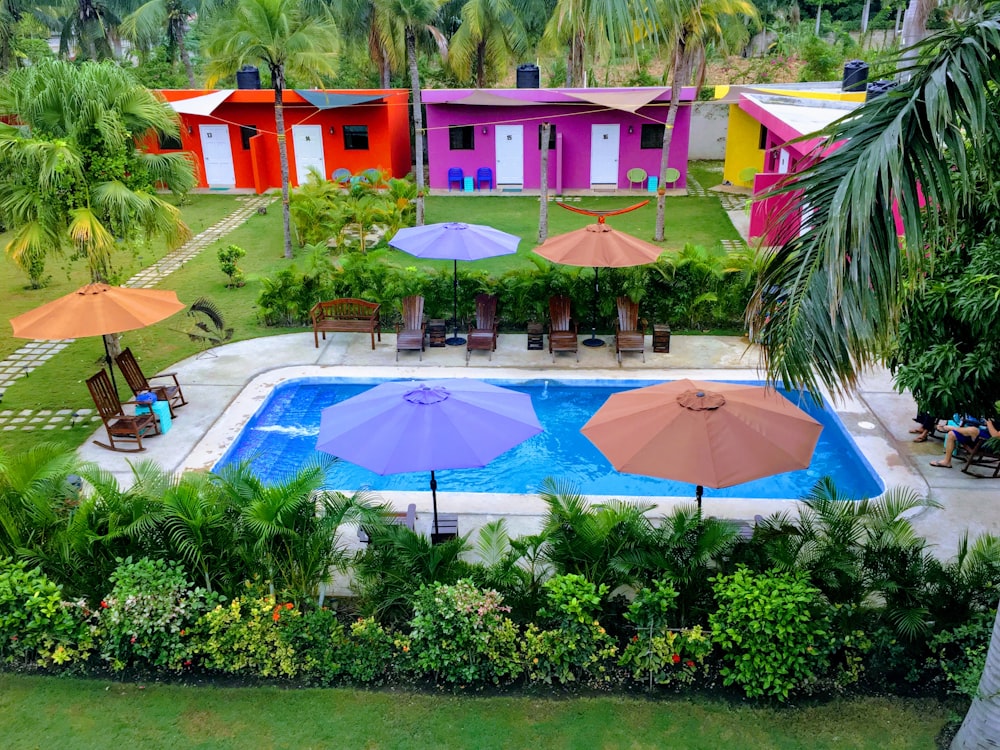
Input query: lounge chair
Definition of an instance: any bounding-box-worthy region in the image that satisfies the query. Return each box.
[115,347,187,417]
[466,293,499,362]
[396,295,427,361]
[358,503,417,544]
[86,370,160,452]
[548,295,578,362]
[962,437,1000,478]
[614,296,645,364]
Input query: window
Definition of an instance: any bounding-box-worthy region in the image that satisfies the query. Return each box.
[640,124,663,150]
[758,124,768,150]
[158,131,182,150]
[537,124,556,150]
[240,125,258,150]
[343,125,369,150]
[449,126,474,150]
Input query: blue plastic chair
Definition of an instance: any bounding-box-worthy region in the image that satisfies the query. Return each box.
[476,167,493,191]
[447,167,464,191]
[331,167,351,184]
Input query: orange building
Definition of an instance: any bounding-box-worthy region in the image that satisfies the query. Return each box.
[148,88,412,192]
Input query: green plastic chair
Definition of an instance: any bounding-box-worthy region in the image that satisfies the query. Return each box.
[662,167,681,188]
[738,167,760,185]
[626,167,647,190]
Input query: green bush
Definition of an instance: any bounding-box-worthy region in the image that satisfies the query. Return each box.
[407,579,523,686]
[342,616,397,684]
[928,611,994,699]
[99,557,218,672]
[0,558,95,668]
[522,574,617,685]
[197,594,301,678]
[217,244,247,288]
[281,607,349,685]
[709,567,832,700]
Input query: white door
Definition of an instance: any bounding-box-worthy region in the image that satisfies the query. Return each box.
[778,148,791,174]
[199,125,236,186]
[495,125,523,186]
[590,124,620,186]
[292,125,326,185]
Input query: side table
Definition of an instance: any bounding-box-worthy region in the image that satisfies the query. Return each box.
[428,319,447,347]
[527,322,544,350]
[653,324,671,353]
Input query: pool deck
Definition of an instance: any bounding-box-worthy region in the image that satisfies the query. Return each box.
[77,331,999,560]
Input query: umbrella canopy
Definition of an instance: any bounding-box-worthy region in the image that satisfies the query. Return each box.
[389,222,521,344]
[10,283,186,339]
[534,222,663,268]
[316,378,542,535]
[581,379,822,508]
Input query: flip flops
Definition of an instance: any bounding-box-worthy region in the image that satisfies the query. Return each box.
[929,460,952,469]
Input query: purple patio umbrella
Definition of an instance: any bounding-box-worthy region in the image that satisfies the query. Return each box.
[316,378,542,538]
[389,222,521,345]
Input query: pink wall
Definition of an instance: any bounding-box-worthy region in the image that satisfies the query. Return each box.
[423,88,694,191]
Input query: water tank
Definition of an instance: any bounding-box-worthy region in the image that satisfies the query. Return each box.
[842,60,869,92]
[516,63,540,89]
[866,79,897,101]
[236,65,261,90]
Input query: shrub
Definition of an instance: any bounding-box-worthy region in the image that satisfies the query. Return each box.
[197,594,301,678]
[282,607,349,685]
[929,611,994,699]
[342,616,396,684]
[217,244,247,288]
[407,579,523,686]
[99,557,218,672]
[709,567,832,700]
[0,558,95,668]
[522,574,617,685]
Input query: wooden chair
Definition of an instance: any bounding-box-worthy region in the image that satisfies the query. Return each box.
[466,293,499,362]
[358,503,417,544]
[115,347,187,417]
[396,295,427,361]
[86,370,159,452]
[614,296,645,364]
[962,438,1000,478]
[548,295,578,362]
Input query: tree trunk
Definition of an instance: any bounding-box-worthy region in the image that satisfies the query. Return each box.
[175,21,196,88]
[654,51,682,242]
[815,2,822,35]
[476,41,486,88]
[370,24,391,88]
[900,0,935,79]
[272,69,293,259]
[952,603,1000,748]
[861,0,872,34]
[407,28,425,225]
[538,122,550,243]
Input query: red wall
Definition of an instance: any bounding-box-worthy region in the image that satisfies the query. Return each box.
[150,89,411,191]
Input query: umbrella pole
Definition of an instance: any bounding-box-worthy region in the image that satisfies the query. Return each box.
[430,469,440,536]
[696,484,703,514]
[583,266,605,347]
[102,335,119,395]
[445,259,466,346]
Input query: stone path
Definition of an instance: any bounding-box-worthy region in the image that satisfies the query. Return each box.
[717,193,747,212]
[0,194,274,421]
[686,175,708,197]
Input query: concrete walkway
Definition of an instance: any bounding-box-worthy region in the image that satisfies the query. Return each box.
[75,330,999,560]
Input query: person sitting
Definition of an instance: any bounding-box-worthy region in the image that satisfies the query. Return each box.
[909,412,938,442]
[930,415,1000,468]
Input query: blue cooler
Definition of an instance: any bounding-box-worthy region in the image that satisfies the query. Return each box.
[135,392,171,433]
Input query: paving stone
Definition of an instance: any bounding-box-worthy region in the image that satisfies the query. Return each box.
[2,426,16,431]
[18,410,31,416]
[42,425,56,430]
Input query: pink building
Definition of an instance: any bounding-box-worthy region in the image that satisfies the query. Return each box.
[422,87,695,193]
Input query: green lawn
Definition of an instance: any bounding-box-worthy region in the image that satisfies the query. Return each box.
[0,180,740,454]
[0,674,951,750]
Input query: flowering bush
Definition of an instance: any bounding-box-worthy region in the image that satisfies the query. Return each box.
[98,557,218,672]
[197,594,300,678]
[281,607,349,685]
[522,574,617,685]
[342,617,396,684]
[407,579,523,686]
[0,558,95,668]
[709,567,832,700]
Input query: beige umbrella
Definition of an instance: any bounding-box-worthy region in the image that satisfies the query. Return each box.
[581,379,823,510]
[10,283,186,391]
[534,220,663,346]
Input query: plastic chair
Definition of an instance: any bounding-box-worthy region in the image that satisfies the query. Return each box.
[662,167,681,188]
[331,168,351,185]
[626,168,647,190]
[447,168,464,191]
[476,167,493,191]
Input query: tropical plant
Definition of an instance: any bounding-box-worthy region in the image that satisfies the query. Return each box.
[218,244,247,287]
[447,0,529,86]
[334,194,388,254]
[204,0,339,259]
[121,0,208,86]
[182,297,235,349]
[0,60,195,287]
[197,591,303,677]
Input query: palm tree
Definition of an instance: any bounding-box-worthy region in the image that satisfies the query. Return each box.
[0,60,194,287]
[204,0,339,259]
[334,0,403,87]
[448,0,528,87]
[121,0,207,86]
[651,0,758,241]
[374,0,445,225]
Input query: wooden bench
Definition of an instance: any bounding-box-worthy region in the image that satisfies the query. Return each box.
[310,298,381,349]
[430,513,459,544]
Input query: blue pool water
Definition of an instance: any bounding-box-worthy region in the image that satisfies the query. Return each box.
[213,378,883,500]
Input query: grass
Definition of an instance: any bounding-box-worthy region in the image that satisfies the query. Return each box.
[0,175,740,454]
[0,674,952,750]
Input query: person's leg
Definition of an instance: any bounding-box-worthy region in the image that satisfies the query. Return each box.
[932,427,980,467]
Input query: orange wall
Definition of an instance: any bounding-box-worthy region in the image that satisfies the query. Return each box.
[151,89,411,191]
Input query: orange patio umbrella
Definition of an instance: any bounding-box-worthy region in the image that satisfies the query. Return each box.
[10,283,186,391]
[581,379,823,511]
[534,203,662,347]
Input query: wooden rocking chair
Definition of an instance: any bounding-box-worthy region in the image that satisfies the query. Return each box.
[548,295,578,361]
[115,347,187,417]
[86,370,160,452]
[396,295,427,361]
[466,293,499,362]
[614,297,645,364]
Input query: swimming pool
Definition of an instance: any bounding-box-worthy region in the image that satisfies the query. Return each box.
[213,378,883,499]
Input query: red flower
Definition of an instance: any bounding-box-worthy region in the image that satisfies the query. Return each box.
[273,609,281,622]
[10,636,17,641]
[686,660,695,667]
[184,660,192,667]
[100,600,109,609]
[671,654,681,663]
[631,635,639,643]
[130,636,137,644]
[285,603,293,610]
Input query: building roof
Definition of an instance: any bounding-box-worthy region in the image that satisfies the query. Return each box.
[422,86,696,111]
[739,93,862,155]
